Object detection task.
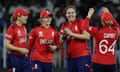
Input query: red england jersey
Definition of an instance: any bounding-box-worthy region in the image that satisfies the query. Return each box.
[28,25,60,62]
[60,18,90,58]
[88,26,119,65]
[86,17,120,65]
[5,23,27,55]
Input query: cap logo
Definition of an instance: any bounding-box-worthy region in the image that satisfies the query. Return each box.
[46,11,50,14]
[17,13,20,16]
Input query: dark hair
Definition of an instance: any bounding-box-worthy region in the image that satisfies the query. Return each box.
[11,16,17,22]
[63,5,76,14]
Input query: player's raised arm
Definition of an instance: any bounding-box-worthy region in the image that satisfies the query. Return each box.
[81,8,95,30]
[102,7,119,28]
[87,8,95,19]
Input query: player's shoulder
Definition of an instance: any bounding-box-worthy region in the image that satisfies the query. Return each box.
[7,23,16,30]
[76,18,84,22]
[75,18,84,26]
[33,26,41,30]
[50,27,58,32]
[30,27,38,33]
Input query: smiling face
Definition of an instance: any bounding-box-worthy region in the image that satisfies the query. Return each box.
[65,7,77,23]
[41,16,52,25]
[17,15,28,24]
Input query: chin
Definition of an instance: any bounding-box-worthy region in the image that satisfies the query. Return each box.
[23,20,27,24]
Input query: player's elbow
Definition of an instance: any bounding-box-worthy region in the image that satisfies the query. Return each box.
[4,42,10,50]
[4,40,8,48]
[4,39,11,50]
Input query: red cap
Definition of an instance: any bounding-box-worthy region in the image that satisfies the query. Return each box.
[40,10,52,17]
[101,12,113,22]
[13,8,30,18]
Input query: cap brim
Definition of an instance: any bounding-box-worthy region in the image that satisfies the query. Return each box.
[40,14,53,18]
[101,12,113,22]
[24,11,30,16]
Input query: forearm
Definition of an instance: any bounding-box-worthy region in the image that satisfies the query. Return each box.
[112,17,119,27]
[5,42,20,51]
[83,17,90,30]
[71,33,90,40]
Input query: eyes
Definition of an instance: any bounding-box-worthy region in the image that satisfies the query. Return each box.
[67,11,76,14]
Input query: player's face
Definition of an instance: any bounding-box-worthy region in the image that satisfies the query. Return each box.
[41,16,52,25]
[65,8,76,22]
[18,15,28,24]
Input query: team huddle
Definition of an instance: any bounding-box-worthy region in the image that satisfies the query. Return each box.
[4,5,120,72]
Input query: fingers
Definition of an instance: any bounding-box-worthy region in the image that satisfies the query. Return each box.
[102,7,109,13]
[87,8,95,18]
[64,28,71,34]
[49,45,57,51]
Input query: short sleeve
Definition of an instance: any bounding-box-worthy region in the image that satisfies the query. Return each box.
[29,29,36,40]
[78,18,90,31]
[28,29,36,50]
[88,26,98,36]
[5,27,14,41]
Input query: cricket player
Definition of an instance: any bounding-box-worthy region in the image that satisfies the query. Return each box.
[28,9,61,72]
[83,7,120,72]
[60,5,94,72]
[4,8,32,72]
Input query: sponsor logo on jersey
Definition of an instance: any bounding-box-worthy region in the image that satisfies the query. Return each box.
[75,25,78,31]
[40,39,53,44]
[39,31,43,37]
[52,32,55,37]
[17,30,21,36]
[19,38,26,43]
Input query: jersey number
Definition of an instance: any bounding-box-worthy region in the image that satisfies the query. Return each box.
[99,40,116,55]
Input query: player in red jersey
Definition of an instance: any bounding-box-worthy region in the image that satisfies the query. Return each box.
[83,7,120,72]
[60,5,94,72]
[28,9,60,72]
[4,8,32,72]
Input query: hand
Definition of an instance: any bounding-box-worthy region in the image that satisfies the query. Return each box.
[102,7,109,13]
[83,30,90,37]
[87,8,95,18]
[18,48,29,55]
[64,28,73,36]
[49,45,57,51]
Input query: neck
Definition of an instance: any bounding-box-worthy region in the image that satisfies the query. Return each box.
[16,20,22,26]
[68,20,74,24]
[42,23,50,29]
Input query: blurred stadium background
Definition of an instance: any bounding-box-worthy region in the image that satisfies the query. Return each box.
[0,0,120,72]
